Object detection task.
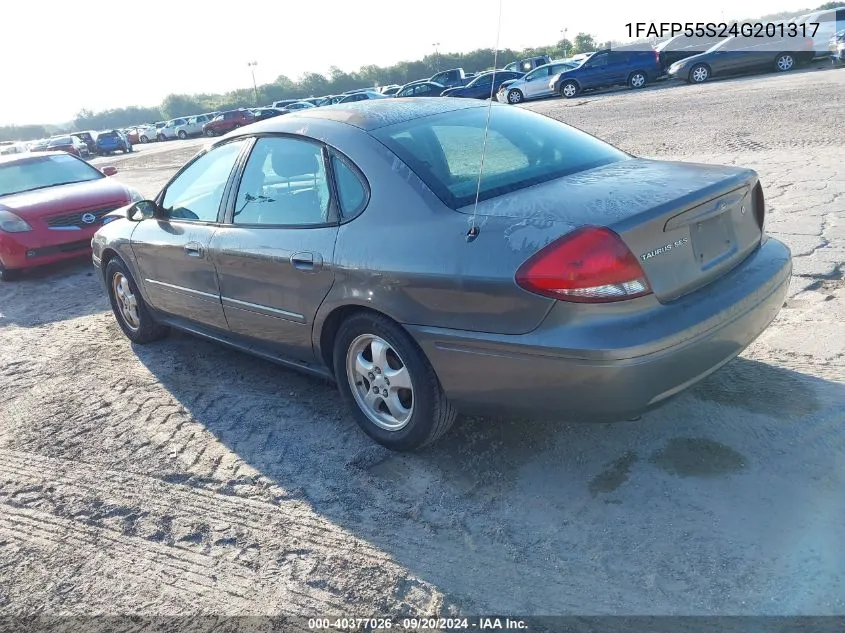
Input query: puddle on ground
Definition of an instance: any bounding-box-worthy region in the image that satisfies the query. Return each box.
[650,437,746,478]
[588,451,638,497]
[691,357,821,420]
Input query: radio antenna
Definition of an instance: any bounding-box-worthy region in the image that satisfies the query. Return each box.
[466,0,504,243]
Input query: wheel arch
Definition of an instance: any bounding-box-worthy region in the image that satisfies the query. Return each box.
[689,62,712,81]
[559,77,581,93]
[315,303,411,374]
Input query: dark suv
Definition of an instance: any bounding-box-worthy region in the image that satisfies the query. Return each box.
[550,47,663,98]
[202,109,256,136]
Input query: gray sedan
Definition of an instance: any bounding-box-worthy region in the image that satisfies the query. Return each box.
[92,98,792,451]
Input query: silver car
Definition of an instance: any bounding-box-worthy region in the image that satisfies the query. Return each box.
[92,99,791,451]
[496,60,580,104]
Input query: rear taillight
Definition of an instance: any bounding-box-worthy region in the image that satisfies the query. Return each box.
[752,182,765,231]
[515,226,652,303]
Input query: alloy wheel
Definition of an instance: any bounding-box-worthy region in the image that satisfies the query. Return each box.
[777,55,794,71]
[691,65,709,83]
[345,334,414,431]
[112,272,140,331]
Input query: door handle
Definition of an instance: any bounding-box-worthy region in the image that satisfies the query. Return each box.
[185,242,204,257]
[291,251,322,272]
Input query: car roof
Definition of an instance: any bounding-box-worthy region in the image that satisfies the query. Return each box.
[232,97,489,132]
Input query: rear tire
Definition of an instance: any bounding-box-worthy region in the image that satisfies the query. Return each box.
[333,312,456,451]
[205,129,215,137]
[775,53,795,72]
[628,71,647,88]
[559,80,580,98]
[105,258,169,344]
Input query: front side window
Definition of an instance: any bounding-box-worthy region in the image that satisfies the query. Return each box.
[372,105,629,209]
[161,140,246,222]
[233,137,331,226]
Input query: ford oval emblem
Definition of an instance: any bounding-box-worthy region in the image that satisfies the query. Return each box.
[81,213,97,224]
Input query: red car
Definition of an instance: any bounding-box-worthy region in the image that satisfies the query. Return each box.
[0,152,142,280]
[202,109,255,136]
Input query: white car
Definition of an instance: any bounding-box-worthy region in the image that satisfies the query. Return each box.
[173,113,217,139]
[495,59,580,104]
[792,7,845,58]
[336,91,391,103]
[158,118,189,141]
[136,122,166,143]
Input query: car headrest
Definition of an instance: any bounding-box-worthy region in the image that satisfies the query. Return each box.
[271,147,319,178]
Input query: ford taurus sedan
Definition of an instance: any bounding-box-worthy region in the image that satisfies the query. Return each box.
[92,99,791,451]
[0,152,141,280]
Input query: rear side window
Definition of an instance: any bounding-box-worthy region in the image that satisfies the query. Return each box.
[331,155,367,218]
[371,105,629,209]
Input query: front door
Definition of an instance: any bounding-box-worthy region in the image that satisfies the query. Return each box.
[211,136,350,364]
[522,66,552,98]
[131,139,249,330]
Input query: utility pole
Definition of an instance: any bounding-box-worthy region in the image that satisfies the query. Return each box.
[247,61,258,105]
[432,42,441,70]
[560,28,569,57]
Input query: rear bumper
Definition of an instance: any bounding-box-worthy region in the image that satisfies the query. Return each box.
[0,229,95,270]
[407,237,792,421]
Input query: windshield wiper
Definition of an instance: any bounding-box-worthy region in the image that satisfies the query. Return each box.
[1,179,95,196]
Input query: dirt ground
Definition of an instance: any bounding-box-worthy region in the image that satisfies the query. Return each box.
[1,66,844,617]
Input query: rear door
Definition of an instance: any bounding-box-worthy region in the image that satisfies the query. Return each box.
[131,139,249,330]
[210,135,345,364]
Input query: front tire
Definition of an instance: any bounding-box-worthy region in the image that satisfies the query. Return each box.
[689,63,710,83]
[105,258,169,344]
[139,135,148,143]
[205,129,215,137]
[333,312,456,451]
[507,88,524,104]
[775,53,795,72]
[178,130,187,139]
[0,262,20,282]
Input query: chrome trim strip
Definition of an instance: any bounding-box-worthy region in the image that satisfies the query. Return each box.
[144,279,219,300]
[221,295,304,321]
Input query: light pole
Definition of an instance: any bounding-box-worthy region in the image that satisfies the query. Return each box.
[432,42,441,70]
[247,61,258,105]
[560,28,569,57]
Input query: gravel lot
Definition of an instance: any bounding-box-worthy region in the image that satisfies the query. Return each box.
[1,66,844,617]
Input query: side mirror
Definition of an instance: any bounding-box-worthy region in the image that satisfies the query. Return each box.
[102,166,118,176]
[127,200,158,221]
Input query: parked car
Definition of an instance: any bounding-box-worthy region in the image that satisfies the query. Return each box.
[173,114,217,139]
[27,139,50,152]
[46,135,89,157]
[251,107,288,122]
[667,31,815,84]
[0,142,26,155]
[379,85,402,95]
[71,131,98,155]
[655,34,726,69]
[496,60,580,104]
[202,109,256,136]
[95,130,130,155]
[792,6,845,58]
[503,55,552,73]
[92,98,790,451]
[272,99,299,109]
[550,47,664,99]
[158,118,189,141]
[337,91,391,103]
[395,81,447,97]
[430,67,477,88]
[136,122,165,143]
[285,101,316,111]
[0,152,141,280]
[441,70,524,99]
[832,27,845,62]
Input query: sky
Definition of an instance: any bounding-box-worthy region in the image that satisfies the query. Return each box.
[0,0,818,126]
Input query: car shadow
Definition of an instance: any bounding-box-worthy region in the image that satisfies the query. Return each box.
[0,257,107,328]
[134,331,845,614]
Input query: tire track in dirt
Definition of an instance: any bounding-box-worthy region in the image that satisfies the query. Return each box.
[0,448,444,615]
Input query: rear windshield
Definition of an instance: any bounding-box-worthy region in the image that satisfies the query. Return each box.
[98,132,119,140]
[371,105,629,208]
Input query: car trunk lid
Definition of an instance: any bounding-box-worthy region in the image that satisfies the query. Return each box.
[463,157,764,302]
